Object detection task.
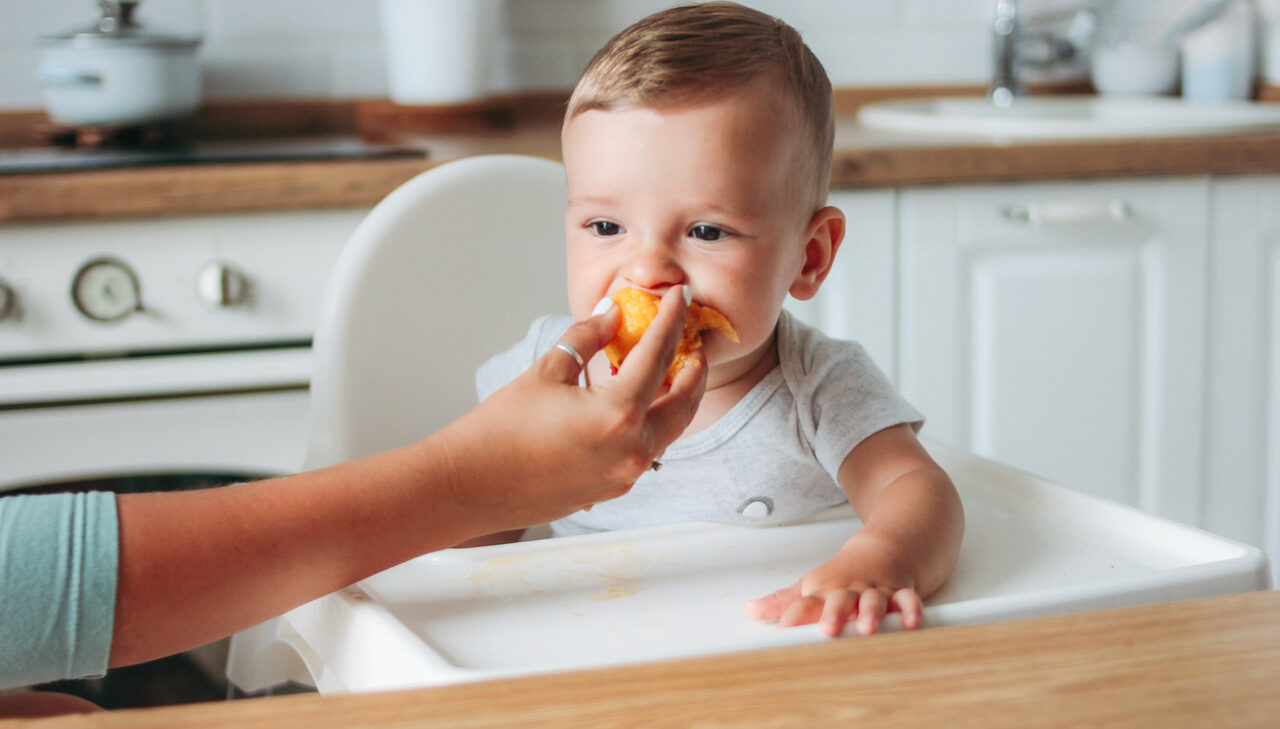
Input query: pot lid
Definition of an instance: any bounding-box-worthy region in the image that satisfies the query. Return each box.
[42,1,201,49]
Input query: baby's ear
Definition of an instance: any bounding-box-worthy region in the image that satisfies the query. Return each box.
[789,206,846,301]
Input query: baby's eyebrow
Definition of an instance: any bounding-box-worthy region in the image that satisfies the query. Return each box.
[566,195,617,208]
[686,201,760,223]
[694,202,745,218]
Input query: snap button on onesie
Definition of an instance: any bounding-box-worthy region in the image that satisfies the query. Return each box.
[738,497,774,519]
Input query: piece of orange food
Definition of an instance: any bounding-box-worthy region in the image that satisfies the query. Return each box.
[603,287,738,384]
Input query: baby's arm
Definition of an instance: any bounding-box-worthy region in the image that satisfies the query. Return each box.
[744,423,963,636]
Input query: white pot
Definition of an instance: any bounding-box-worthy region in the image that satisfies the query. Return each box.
[38,1,201,127]
[1091,42,1180,96]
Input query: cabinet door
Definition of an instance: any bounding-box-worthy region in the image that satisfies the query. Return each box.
[899,178,1210,522]
[785,189,898,381]
[1206,176,1280,579]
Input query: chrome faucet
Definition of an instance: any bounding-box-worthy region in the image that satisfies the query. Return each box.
[990,0,1090,107]
[991,0,1021,106]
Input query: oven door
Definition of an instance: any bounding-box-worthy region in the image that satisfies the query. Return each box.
[0,347,312,493]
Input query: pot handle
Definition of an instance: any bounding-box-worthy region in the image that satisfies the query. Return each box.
[38,68,104,87]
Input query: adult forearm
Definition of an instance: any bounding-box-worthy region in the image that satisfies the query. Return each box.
[107,288,703,669]
[110,438,467,669]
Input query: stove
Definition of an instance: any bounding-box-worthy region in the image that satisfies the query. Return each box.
[0,200,368,492]
[0,136,427,175]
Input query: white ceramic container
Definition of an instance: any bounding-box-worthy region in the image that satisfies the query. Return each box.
[1263,0,1280,86]
[1181,1,1257,101]
[1091,42,1180,96]
[379,0,499,105]
[38,1,201,127]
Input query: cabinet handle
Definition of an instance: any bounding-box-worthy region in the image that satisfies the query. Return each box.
[1000,200,1132,226]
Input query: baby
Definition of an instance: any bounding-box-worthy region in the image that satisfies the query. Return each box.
[477,1,964,637]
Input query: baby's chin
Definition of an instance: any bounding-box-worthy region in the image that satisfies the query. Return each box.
[697,336,746,370]
[703,331,776,373]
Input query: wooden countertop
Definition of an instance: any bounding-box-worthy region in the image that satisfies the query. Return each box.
[828,119,1280,187]
[23,590,1280,729]
[3,106,1280,224]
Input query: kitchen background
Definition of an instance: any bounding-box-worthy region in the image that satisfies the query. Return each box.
[3,0,1279,712]
[3,0,1278,110]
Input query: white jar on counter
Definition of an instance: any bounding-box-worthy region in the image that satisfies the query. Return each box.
[1181,1,1257,101]
[379,0,499,105]
[1261,0,1280,87]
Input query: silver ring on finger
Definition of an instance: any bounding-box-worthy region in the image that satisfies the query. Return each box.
[553,341,590,388]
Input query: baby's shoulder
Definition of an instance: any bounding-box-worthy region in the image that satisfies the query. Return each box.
[776,312,872,381]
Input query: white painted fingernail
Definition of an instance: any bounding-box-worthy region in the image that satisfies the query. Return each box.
[681,285,692,305]
[591,296,616,317]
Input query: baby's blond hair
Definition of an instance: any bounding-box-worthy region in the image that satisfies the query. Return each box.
[565,2,834,206]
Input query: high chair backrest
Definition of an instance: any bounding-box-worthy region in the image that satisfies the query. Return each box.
[304,154,568,469]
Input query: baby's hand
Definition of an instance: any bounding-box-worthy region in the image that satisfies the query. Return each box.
[743,549,923,637]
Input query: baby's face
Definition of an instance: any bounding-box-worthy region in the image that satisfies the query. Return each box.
[562,76,815,379]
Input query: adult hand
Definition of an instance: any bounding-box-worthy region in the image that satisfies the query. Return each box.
[106,286,705,670]
[438,285,706,534]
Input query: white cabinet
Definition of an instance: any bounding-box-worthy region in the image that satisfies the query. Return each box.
[785,175,1274,582]
[786,189,898,378]
[896,178,1211,523]
[1205,176,1280,573]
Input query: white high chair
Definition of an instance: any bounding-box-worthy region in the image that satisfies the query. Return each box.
[304,153,569,469]
[227,154,1268,696]
[226,154,567,692]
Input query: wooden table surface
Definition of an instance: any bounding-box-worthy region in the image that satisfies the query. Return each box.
[23,590,1280,729]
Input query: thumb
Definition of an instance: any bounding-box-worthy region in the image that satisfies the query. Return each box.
[744,583,801,622]
[558,297,621,362]
[535,297,620,385]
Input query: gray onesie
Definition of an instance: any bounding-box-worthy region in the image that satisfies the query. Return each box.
[476,310,922,536]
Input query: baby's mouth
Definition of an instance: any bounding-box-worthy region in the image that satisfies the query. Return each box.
[602,286,738,383]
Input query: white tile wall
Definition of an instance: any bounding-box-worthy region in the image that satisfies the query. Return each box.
[1,0,1153,111]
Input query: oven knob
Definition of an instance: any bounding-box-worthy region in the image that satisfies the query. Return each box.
[196,263,249,307]
[0,279,15,321]
[71,258,143,323]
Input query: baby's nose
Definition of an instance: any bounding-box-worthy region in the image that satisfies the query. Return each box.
[622,239,684,289]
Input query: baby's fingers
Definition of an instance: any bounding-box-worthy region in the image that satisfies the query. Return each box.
[854,589,889,636]
[854,588,923,635]
[743,584,800,622]
[891,588,924,630]
[778,594,825,629]
[818,590,858,637]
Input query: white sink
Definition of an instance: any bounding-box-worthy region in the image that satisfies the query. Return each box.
[857,95,1280,139]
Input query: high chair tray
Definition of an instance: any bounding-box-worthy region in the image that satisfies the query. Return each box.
[243,441,1270,693]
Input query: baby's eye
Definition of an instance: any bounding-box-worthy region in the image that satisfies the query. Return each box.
[689,224,727,242]
[589,220,622,237]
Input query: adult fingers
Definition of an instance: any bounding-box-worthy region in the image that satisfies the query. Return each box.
[535,298,620,385]
[645,351,706,452]
[612,286,689,402]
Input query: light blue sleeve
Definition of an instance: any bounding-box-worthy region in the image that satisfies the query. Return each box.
[0,492,119,690]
